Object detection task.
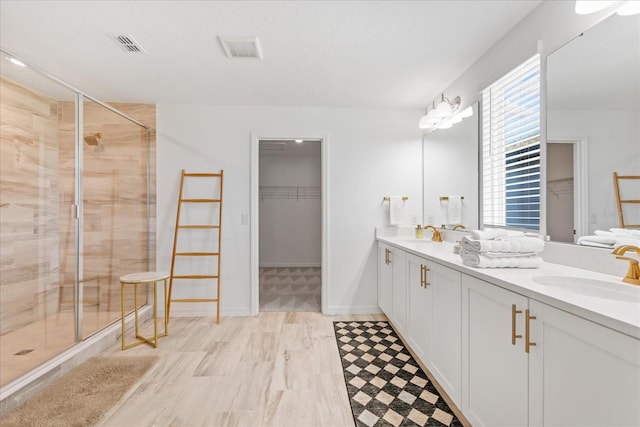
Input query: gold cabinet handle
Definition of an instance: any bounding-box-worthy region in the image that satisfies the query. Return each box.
[385,248,389,265]
[387,249,391,265]
[420,265,425,288]
[511,304,522,345]
[525,309,536,353]
[424,266,430,287]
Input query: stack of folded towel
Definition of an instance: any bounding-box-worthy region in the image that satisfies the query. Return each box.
[577,228,640,248]
[460,228,545,268]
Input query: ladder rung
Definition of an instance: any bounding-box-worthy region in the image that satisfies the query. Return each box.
[620,200,640,203]
[180,199,221,203]
[171,298,219,303]
[183,173,222,177]
[175,252,219,256]
[172,275,219,279]
[178,225,221,229]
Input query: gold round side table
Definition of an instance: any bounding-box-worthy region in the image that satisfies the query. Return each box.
[119,271,169,350]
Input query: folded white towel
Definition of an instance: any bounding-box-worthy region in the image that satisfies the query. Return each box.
[575,240,615,249]
[461,236,545,254]
[470,228,525,240]
[610,228,640,237]
[577,235,640,248]
[482,251,539,258]
[460,249,543,268]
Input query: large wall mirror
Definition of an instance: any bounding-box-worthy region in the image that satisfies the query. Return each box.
[423,103,479,230]
[546,13,640,244]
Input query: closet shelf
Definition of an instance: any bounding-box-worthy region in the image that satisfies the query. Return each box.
[260,185,320,200]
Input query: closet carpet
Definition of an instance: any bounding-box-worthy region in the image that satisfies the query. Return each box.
[259,267,321,312]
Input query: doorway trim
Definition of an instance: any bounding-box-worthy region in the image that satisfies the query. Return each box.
[250,134,329,316]
[547,138,589,241]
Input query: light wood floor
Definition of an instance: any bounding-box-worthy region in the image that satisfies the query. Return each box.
[98,312,386,427]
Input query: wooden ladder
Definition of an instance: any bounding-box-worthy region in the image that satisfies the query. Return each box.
[613,172,640,228]
[167,169,224,323]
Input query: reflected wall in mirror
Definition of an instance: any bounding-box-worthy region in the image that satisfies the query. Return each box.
[546,13,640,244]
[423,103,479,230]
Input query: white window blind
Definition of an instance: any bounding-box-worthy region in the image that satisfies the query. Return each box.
[482,54,541,230]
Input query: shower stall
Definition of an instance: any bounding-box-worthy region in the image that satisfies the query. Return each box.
[0,50,156,389]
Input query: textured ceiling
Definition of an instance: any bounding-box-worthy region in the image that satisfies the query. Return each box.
[0,0,541,108]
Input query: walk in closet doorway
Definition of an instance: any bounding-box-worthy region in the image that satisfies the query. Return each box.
[256,139,322,312]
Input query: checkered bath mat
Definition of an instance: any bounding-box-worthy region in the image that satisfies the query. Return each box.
[334,321,463,427]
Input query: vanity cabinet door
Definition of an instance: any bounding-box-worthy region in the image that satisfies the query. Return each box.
[407,253,431,361]
[377,243,393,316]
[429,262,462,405]
[528,300,640,427]
[407,254,462,406]
[390,247,407,334]
[461,275,529,427]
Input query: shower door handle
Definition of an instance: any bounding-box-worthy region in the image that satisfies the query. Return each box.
[71,203,80,219]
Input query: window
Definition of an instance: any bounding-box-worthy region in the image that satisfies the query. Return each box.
[481,55,541,231]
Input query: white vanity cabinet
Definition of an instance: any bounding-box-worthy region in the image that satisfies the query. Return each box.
[377,243,406,332]
[528,300,640,427]
[461,274,529,427]
[462,274,640,427]
[406,252,462,405]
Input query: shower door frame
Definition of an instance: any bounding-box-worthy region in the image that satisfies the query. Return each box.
[1,47,152,345]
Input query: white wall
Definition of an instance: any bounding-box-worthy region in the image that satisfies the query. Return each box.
[441,1,617,112]
[259,150,321,267]
[157,105,422,315]
[548,110,640,233]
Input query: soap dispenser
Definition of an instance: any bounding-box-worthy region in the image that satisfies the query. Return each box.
[415,225,423,239]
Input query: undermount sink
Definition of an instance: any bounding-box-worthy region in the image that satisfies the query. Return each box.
[532,275,640,302]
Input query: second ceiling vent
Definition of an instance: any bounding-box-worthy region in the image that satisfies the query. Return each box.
[109,34,146,53]
[218,36,263,59]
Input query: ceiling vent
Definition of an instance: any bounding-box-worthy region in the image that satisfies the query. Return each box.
[109,34,146,53]
[218,36,263,59]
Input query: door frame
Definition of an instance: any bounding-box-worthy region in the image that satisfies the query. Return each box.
[250,134,329,316]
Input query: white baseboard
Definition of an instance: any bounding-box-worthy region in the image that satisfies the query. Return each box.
[258,263,321,268]
[326,305,383,315]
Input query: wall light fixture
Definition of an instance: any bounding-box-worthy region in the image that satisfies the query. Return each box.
[419,94,472,132]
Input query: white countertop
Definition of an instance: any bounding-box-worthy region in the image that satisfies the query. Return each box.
[377,229,640,339]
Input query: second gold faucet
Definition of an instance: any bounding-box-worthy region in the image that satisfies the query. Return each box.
[612,245,640,286]
[423,225,443,242]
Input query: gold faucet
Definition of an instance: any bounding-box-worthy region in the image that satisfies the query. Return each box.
[611,245,640,286]
[452,224,466,230]
[424,225,443,242]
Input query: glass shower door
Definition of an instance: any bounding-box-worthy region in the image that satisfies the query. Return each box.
[0,63,77,386]
[80,98,150,338]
